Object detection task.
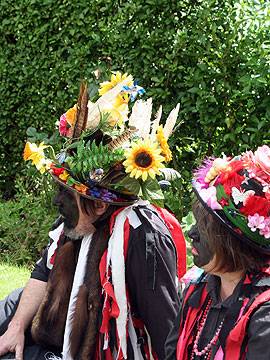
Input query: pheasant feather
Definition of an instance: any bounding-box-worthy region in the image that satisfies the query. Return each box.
[72,82,88,139]
[108,127,136,151]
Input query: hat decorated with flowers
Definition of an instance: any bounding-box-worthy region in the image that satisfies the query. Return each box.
[23,71,180,206]
[193,145,270,254]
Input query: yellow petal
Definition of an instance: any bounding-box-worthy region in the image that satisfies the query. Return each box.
[135,169,142,179]
[148,168,156,179]
[23,142,35,160]
[130,169,137,178]
[125,165,134,173]
[142,171,148,181]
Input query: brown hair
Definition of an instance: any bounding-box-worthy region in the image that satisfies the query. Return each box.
[192,199,270,273]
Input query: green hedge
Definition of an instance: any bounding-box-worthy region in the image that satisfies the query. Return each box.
[0,176,56,266]
[1,0,269,214]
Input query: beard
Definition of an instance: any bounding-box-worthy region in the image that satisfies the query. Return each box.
[63,225,84,240]
[62,219,96,240]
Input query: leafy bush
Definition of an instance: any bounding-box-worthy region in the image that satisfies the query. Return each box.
[0,176,57,267]
[1,0,269,215]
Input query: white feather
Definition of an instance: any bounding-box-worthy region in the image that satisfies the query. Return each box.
[128,98,152,139]
[160,168,181,181]
[163,103,180,139]
[150,105,162,139]
[86,76,133,129]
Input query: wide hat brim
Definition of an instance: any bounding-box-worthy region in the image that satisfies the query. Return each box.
[51,173,138,206]
[193,186,270,255]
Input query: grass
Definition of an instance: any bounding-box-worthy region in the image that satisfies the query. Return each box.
[0,263,30,300]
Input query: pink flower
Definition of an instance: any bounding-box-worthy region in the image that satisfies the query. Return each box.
[259,217,270,239]
[247,214,265,232]
[254,145,270,175]
[199,186,222,210]
[59,113,68,136]
[193,158,215,189]
[243,146,270,185]
[59,113,73,137]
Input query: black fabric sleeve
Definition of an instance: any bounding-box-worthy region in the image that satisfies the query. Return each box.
[246,301,270,360]
[30,217,63,283]
[30,247,50,282]
[164,310,181,360]
[126,208,181,360]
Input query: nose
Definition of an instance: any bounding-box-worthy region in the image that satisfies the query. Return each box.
[188,225,200,242]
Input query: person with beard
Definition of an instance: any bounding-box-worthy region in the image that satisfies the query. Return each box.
[0,74,186,360]
[165,145,270,360]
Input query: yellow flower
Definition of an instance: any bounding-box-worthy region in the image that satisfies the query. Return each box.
[123,139,165,182]
[59,170,70,181]
[107,103,129,127]
[66,105,77,126]
[23,142,51,174]
[114,93,130,107]
[35,159,52,174]
[23,142,47,165]
[99,72,133,96]
[156,126,172,162]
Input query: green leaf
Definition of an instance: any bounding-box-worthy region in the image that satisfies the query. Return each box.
[118,176,141,195]
[141,178,164,207]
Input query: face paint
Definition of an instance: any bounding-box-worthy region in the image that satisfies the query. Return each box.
[188,224,213,268]
[53,185,79,230]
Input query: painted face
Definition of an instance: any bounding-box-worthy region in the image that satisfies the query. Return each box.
[188,224,213,268]
[53,185,79,230]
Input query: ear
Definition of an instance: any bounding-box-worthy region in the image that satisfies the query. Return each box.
[93,200,109,215]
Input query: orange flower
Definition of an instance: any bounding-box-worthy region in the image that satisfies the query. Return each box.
[74,183,88,194]
[66,105,77,126]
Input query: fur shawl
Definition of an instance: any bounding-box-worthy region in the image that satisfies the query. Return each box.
[31,224,110,359]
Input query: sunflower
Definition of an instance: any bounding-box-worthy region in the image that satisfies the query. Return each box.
[98,72,133,96]
[123,139,165,181]
[156,126,172,162]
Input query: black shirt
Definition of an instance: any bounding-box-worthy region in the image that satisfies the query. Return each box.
[165,271,270,360]
[31,205,181,359]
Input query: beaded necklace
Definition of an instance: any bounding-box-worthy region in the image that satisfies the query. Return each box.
[191,297,224,360]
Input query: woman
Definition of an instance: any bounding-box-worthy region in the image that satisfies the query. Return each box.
[166,145,270,359]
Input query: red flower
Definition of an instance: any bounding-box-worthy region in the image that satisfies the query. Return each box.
[240,195,270,217]
[218,160,244,181]
[221,172,245,196]
[50,165,65,176]
[219,197,229,207]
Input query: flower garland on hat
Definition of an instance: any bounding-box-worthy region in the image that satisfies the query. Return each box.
[23,71,180,206]
[193,145,270,251]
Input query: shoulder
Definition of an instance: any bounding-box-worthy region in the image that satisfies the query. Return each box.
[133,204,172,236]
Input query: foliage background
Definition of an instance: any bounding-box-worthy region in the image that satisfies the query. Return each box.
[0,0,269,265]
